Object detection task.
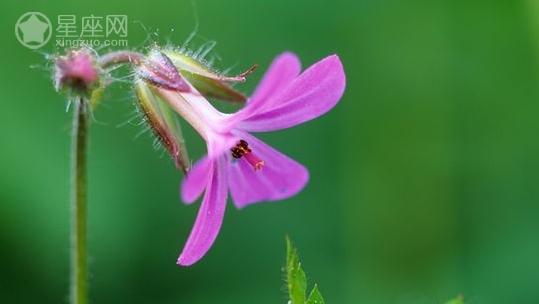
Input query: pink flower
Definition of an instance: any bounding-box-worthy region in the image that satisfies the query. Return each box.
[152,52,346,265]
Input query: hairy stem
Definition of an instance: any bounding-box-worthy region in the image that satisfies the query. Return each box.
[98,50,144,69]
[71,98,89,304]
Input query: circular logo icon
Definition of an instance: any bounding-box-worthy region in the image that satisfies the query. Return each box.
[15,12,52,49]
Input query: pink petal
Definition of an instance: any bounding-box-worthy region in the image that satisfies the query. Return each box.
[245,52,301,113]
[239,55,345,132]
[228,132,309,208]
[180,157,211,204]
[177,157,228,266]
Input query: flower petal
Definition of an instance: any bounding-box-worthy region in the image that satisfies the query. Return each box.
[238,55,345,132]
[180,157,211,204]
[177,157,228,266]
[245,52,301,113]
[228,132,309,208]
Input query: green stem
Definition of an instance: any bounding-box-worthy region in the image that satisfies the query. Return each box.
[71,97,89,304]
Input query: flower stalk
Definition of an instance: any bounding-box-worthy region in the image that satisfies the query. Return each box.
[98,50,144,69]
[57,49,145,304]
[71,97,89,304]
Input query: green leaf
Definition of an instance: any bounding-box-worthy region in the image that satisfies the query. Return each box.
[444,295,464,304]
[286,237,307,304]
[306,285,325,304]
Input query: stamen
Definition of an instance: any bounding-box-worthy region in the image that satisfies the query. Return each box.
[244,153,265,171]
[230,140,265,171]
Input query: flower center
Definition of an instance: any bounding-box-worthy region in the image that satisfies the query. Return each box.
[231,140,264,171]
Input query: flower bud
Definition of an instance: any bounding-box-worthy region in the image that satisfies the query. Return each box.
[54,49,100,94]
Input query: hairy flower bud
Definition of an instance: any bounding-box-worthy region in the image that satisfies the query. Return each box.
[54,49,100,94]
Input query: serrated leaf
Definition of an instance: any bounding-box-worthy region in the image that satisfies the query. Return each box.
[444,295,464,304]
[306,285,325,304]
[286,237,307,304]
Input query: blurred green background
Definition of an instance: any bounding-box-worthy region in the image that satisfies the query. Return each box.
[1,0,539,303]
